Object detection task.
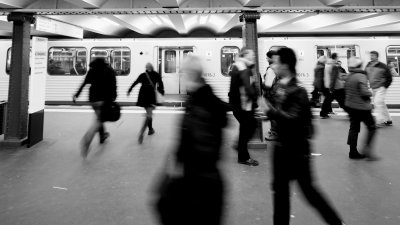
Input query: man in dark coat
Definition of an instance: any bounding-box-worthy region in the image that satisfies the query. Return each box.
[311,56,327,107]
[228,48,259,166]
[259,48,344,225]
[74,58,117,158]
[154,55,228,225]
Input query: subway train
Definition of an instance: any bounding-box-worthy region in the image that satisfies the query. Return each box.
[0,37,399,104]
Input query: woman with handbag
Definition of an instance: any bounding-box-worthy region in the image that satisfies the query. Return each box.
[127,63,164,144]
[73,58,117,158]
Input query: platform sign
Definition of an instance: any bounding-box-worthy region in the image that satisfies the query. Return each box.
[27,37,48,147]
[29,37,48,114]
[35,16,83,39]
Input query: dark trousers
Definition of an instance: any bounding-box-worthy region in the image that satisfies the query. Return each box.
[332,89,346,111]
[347,108,376,153]
[233,109,257,161]
[320,88,333,116]
[272,143,343,225]
[311,88,321,107]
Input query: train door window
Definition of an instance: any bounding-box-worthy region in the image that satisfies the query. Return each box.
[164,50,176,73]
[221,46,239,77]
[48,47,87,75]
[6,48,32,75]
[386,46,400,77]
[90,47,130,76]
[316,45,360,70]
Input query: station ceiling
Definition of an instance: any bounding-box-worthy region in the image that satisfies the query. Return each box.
[0,0,400,38]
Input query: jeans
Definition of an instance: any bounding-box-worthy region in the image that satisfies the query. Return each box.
[272,142,343,225]
[347,107,376,155]
[82,101,107,148]
[372,87,392,123]
[233,109,257,162]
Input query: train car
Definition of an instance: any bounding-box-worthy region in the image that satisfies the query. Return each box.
[0,37,399,105]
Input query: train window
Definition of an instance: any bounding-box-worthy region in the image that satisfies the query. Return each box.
[316,45,360,70]
[90,47,131,76]
[48,47,87,76]
[221,46,239,77]
[386,46,400,77]
[6,48,32,75]
[164,50,176,73]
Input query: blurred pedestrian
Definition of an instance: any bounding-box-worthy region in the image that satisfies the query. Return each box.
[320,53,340,118]
[73,58,117,158]
[388,61,399,77]
[153,55,229,225]
[366,51,393,127]
[228,48,259,166]
[345,57,377,160]
[259,47,345,225]
[311,56,327,108]
[262,50,279,141]
[127,63,164,144]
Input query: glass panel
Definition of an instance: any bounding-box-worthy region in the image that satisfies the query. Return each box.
[183,50,193,58]
[347,48,356,58]
[221,46,239,77]
[90,47,130,76]
[48,47,87,75]
[317,49,325,59]
[164,50,176,73]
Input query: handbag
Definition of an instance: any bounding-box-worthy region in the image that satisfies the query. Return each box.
[145,72,164,105]
[101,101,121,122]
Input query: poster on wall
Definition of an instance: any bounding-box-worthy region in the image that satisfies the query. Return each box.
[28,36,48,147]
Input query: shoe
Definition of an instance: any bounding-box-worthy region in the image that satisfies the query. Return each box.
[384,121,393,126]
[99,132,110,144]
[328,111,336,115]
[238,158,259,166]
[138,134,144,144]
[80,140,90,158]
[349,152,366,160]
[265,131,277,141]
[320,115,330,119]
[148,129,155,135]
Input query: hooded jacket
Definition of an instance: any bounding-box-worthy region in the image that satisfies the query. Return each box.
[345,68,372,111]
[365,61,392,89]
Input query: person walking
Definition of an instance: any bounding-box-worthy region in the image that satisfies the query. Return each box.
[366,51,393,127]
[73,58,117,158]
[320,54,339,118]
[127,63,164,144]
[311,56,327,108]
[228,48,259,166]
[153,55,229,225]
[263,50,279,141]
[259,47,345,225]
[345,57,377,160]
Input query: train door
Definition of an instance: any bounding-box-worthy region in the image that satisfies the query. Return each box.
[160,47,193,94]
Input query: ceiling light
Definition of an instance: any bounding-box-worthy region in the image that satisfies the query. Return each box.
[100,17,120,26]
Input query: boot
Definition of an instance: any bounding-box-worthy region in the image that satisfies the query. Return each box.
[349,146,365,160]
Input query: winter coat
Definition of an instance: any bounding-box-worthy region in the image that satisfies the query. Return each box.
[128,71,164,107]
[76,60,117,102]
[313,62,325,90]
[176,83,229,177]
[228,58,258,111]
[365,61,392,89]
[344,68,372,111]
[266,77,314,156]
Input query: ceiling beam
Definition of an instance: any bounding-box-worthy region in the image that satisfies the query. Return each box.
[168,14,187,34]
[102,15,149,35]
[313,12,389,30]
[155,0,180,8]
[219,14,240,33]
[0,0,27,8]
[63,0,108,8]
[265,13,315,31]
